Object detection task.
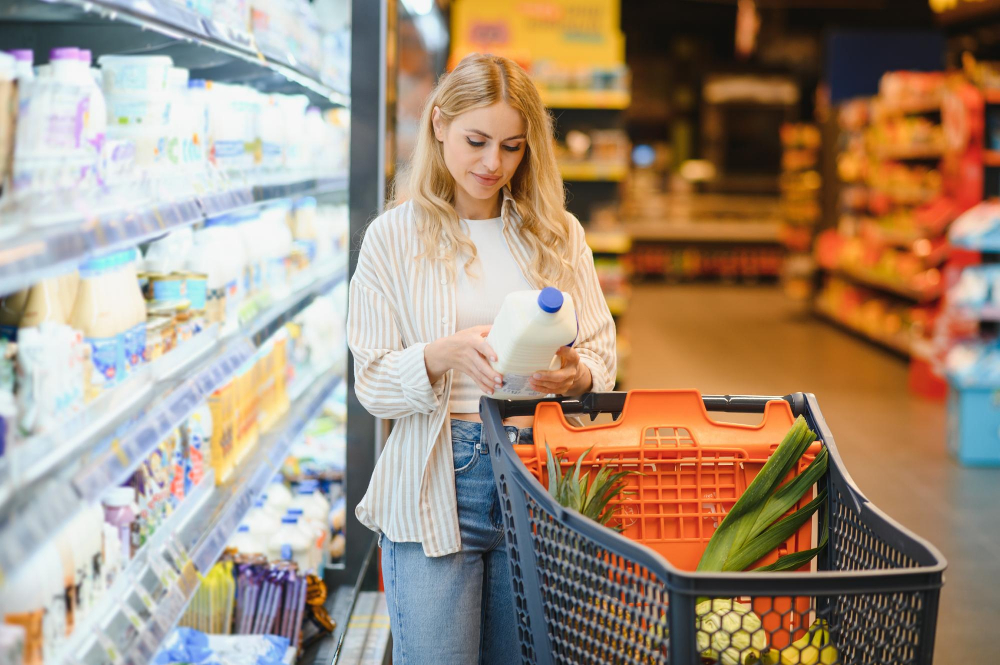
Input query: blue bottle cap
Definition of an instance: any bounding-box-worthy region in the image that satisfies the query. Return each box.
[237,524,250,533]
[281,516,298,524]
[537,287,564,313]
[281,544,293,560]
[287,508,305,516]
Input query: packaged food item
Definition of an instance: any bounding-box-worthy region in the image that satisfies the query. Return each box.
[76,48,105,187]
[8,49,34,82]
[208,381,236,483]
[0,289,28,341]
[145,316,169,362]
[183,403,212,490]
[122,250,147,372]
[0,52,15,195]
[70,253,128,393]
[102,486,136,566]
[18,278,65,328]
[14,323,84,435]
[267,516,312,569]
[0,543,64,665]
[0,624,26,665]
[160,428,184,513]
[488,287,579,400]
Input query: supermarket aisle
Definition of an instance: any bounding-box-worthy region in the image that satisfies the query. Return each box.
[626,283,1000,660]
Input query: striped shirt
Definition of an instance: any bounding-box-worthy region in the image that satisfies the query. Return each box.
[348,188,617,557]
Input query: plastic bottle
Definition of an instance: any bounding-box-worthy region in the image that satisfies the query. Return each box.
[267,516,312,570]
[229,524,264,556]
[183,403,212,488]
[0,52,14,198]
[265,481,293,514]
[188,228,228,325]
[102,486,137,565]
[0,290,27,341]
[18,278,65,329]
[0,543,63,665]
[76,48,105,188]
[121,250,147,373]
[8,49,34,82]
[70,254,127,392]
[487,287,579,400]
[286,507,324,571]
[292,481,331,523]
[244,496,281,544]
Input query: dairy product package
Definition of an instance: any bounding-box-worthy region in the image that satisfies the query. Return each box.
[15,323,85,435]
[487,287,578,400]
[0,52,15,198]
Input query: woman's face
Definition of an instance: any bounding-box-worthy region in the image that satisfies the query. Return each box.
[432,102,527,213]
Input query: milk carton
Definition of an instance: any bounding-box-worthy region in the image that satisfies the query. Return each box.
[487,287,578,400]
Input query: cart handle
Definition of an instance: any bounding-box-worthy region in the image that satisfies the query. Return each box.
[490,392,807,421]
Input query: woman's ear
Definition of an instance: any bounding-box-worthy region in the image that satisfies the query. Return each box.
[431,106,445,142]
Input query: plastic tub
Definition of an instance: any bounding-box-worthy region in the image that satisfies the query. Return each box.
[97,55,172,94]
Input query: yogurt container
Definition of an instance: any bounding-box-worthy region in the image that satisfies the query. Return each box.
[97,55,172,95]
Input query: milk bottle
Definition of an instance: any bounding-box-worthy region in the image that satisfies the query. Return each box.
[267,516,312,570]
[487,287,578,400]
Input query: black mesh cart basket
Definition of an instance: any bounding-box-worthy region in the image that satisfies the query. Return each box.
[480,391,947,665]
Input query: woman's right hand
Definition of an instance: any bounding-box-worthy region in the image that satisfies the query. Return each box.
[424,325,503,395]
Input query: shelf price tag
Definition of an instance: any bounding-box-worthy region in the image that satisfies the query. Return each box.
[119,601,145,633]
[94,631,124,665]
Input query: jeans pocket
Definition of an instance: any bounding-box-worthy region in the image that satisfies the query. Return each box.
[452,438,480,476]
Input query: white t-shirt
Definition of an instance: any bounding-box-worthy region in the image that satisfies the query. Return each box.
[448,217,533,413]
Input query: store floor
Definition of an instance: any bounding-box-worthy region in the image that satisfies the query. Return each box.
[624,282,1000,661]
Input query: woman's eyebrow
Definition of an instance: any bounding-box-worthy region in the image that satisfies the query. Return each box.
[467,129,526,141]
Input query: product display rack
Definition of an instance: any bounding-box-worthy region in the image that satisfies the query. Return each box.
[2,0,349,108]
[815,74,957,358]
[0,254,348,588]
[58,367,344,665]
[0,175,348,297]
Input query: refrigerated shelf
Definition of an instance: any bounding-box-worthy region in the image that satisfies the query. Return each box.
[182,369,344,574]
[0,257,348,588]
[11,0,349,107]
[0,175,348,297]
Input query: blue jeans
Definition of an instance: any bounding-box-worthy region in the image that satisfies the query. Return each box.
[380,419,533,664]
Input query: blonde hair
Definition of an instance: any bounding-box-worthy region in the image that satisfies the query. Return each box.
[393,53,574,290]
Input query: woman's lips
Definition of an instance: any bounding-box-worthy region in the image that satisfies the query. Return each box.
[472,173,501,187]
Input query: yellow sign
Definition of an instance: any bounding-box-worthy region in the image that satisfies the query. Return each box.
[450,0,625,69]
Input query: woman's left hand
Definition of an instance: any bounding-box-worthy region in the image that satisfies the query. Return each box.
[528,347,593,397]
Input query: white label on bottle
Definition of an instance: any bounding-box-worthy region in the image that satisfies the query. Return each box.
[496,373,547,399]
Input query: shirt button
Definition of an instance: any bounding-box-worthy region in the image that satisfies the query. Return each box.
[441,316,448,324]
[440,278,447,285]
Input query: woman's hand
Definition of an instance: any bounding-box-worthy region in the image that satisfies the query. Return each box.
[528,346,593,397]
[424,325,503,395]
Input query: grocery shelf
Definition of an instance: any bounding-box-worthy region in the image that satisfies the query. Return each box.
[876,99,941,115]
[180,369,344,573]
[57,368,343,664]
[540,89,631,109]
[559,162,629,182]
[0,259,348,589]
[241,253,349,346]
[832,267,942,303]
[626,220,782,244]
[874,145,944,161]
[49,471,215,664]
[815,302,912,357]
[14,0,349,108]
[984,150,1000,168]
[586,230,633,254]
[0,175,347,297]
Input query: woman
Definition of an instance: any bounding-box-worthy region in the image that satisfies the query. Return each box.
[347,53,616,663]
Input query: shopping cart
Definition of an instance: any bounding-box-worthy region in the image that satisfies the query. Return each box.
[481,390,946,665]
